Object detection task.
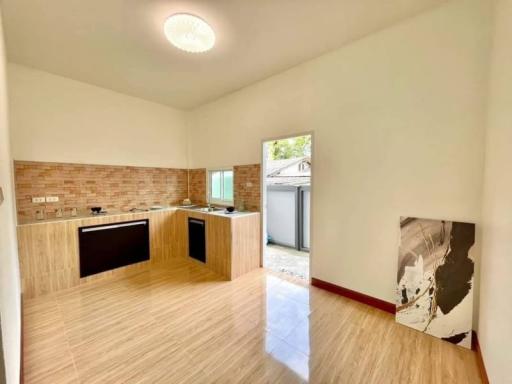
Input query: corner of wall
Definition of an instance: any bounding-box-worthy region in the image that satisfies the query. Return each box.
[0,5,22,384]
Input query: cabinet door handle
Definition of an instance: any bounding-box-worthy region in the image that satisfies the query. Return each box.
[82,221,147,233]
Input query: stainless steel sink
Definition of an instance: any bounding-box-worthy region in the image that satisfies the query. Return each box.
[188,206,224,212]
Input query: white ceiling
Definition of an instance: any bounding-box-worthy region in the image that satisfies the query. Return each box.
[2,0,446,110]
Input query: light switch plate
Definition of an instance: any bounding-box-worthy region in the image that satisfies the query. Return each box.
[32,197,45,203]
[46,196,59,203]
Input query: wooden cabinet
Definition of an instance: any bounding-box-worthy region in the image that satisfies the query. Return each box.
[230,213,261,279]
[207,214,232,278]
[17,208,261,298]
[17,210,178,298]
[207,213,261,279]
[176,210,261,280]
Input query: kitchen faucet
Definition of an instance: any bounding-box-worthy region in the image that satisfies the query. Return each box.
[207,192,213,211]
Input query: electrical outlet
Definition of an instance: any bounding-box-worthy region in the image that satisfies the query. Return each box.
[32,197,46,203]
[46,196,59,203]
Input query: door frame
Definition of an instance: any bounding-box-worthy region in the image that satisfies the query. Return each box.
[260,131,314,282]
[298,185,310,252]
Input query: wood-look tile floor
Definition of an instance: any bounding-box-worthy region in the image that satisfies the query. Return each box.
[24,259,482,384]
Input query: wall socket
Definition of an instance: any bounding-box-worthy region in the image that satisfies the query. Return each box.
[46,196,59,203]
[32,197,45,203]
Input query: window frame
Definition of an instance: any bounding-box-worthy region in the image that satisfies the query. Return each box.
[206,167,234,205]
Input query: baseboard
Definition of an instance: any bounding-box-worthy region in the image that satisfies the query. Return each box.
[311,277,396,314]
[472,331,489,384]
[20,293,23,384]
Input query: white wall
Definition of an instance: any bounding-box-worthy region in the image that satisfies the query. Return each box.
[479,0,512,382]
[190,0,491,309]
[0,7,21,384]
[8,63,190,168]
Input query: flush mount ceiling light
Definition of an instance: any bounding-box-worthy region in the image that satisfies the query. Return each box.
[163,13,215,53]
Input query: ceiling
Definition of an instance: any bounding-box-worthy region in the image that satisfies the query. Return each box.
[2,0,446,110]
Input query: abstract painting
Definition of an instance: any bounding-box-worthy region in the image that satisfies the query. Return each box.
[396,217,475,348]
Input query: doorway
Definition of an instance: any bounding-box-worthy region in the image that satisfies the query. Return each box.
[262,134,312,280]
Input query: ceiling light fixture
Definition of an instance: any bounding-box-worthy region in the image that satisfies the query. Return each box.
[163,13,215,53]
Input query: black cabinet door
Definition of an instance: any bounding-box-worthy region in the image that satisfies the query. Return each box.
[188,218,206,263]
[79,219,149,278]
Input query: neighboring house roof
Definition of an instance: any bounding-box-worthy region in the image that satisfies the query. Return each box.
[266,156,310,177]
[267,176,310,187]
[266,156,311,186]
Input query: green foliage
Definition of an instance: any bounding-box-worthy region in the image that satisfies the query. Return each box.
[268,135,311,160]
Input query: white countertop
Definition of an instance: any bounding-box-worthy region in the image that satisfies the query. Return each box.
[17,206,259,226]
[176,206,259,218]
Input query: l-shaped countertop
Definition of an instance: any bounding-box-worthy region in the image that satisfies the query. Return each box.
[17,206,259,226]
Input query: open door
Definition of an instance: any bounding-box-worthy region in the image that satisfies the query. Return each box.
[262,134,312,280]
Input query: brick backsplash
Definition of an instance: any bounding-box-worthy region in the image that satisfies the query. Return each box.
[234,164,261,212]
[188,168,207,205]
[14,161,262,221]
[14,161,188,221]
[189,165,261,212]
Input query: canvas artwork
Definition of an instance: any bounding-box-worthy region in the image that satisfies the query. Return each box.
[396,217,475,349]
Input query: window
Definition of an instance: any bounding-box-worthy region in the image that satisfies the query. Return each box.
[207,169,233,204]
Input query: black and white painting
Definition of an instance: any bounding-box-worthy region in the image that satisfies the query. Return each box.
[396,217,475,349]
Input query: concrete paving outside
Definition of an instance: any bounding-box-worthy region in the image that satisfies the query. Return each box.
[264,244,310,280]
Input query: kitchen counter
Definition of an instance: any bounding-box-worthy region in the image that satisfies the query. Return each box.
[17,207,177,226]
[174,209,261,280]
[17,204,261,298]
[17,206,259,226]
[176,206,259,219]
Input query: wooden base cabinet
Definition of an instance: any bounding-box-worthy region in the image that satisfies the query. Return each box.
[175,210,261,280]
[208,213,261,279]
[17,210,178,299]
[17,209,261,299]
